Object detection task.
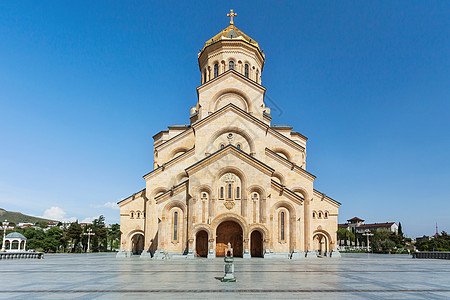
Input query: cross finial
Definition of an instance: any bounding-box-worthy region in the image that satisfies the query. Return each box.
[227,9,237,25]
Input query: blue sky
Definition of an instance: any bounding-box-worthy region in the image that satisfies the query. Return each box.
[0,2,449,237]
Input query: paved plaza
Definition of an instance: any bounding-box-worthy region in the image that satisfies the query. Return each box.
[0,253,449,299]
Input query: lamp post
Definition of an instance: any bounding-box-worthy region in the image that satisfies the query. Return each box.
[362,231,374,252]
[83,228,95,253]
[1,220,9,252]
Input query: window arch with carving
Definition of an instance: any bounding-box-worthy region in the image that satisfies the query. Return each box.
[214,63,219,78]
[218,173,242,201]
[278,209,288,243]
[244,64,249,77]
[229,60,235,70]
[173,211,179,241]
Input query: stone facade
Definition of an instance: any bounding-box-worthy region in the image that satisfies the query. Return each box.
[117,18,341,259]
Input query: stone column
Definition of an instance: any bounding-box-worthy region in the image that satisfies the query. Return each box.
[304,198,311,250]
[243,238,251,258]
[208,238,216,258]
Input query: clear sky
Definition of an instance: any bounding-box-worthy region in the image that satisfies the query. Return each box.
[0,2,449,237]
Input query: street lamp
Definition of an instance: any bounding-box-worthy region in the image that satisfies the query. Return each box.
[1,220,9,252]
[362,231,374,252]
[83,228,95,253]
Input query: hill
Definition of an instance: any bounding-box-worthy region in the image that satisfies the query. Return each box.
[0,208,56,225]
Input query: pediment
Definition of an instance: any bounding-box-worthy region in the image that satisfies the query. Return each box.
[197,69,265,96]
[185,144,274,177]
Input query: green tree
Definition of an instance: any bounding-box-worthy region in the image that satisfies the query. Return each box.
[416,231,450,251]
[67,221,82,252]
[370,228,397,253]
[92,215,107,252]
[42,227,63,252]
[20,227,46,251]
[108,223,121,251]
[337,228,355,246]
[398,222,403,237]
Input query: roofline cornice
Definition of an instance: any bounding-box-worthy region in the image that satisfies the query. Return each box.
[198,39,265,65]
[117,188,146,206]
[313,189,341,207]
[154,180,188,204]
[265,148,316,180]
[192,103,305,152]
[271,180,304,205]
[143,147,195,180]
[196,69,266,94]
[154,127,193,151]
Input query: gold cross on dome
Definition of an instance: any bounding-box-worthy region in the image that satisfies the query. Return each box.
[227,9,237,25]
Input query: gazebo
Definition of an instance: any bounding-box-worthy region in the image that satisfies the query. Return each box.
[4,232,27,252]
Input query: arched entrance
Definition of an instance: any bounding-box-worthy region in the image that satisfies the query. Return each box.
[196,230,208,257]
[313,233,328,256]
[250,230,263,257]
[131,233,144,255]
[216,221,243,257]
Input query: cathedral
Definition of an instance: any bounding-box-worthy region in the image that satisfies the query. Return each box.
[117,11,341,259]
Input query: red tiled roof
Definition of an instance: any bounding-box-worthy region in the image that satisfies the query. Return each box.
[347,217,365,222]
[357,222,395,228]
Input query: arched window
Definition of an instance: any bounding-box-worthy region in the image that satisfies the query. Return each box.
[220,187,224,199]
[173,212,178,240]
[137,211,140,219]
[253,193,259,200]
[143,212,146,218]
[214,64,218,78]
[204,69,207,83]
[280,212,285,241]
[220,144,225,149]
[236,144,241,150]
[244,64,249,77]
[229,60,234,70]
[228,183,232,199]
[312,211,316,218]
[318,212,322,218]
[325,212,328,218]
[236,186,240,199]
[256,69,259,83]
[130,211,134,219]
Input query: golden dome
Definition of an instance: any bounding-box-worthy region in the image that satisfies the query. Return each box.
[200,24,264,58]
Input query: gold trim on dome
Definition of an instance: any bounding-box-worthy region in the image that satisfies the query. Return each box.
[200,24,264,58]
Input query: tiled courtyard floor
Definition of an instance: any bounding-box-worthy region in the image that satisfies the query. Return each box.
[0,253,449,299]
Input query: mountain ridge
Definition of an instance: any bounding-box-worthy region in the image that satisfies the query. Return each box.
[0,208,56,225]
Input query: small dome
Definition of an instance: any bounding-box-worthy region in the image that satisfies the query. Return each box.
[6,232,27,240]
[200,25,264,57]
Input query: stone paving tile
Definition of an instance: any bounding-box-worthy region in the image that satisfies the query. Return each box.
[0,253,449,299]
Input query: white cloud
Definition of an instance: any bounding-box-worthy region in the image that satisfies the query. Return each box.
[92,201,120,210]
[103,202,120,210]
[42,206,77,222]
[81,216,98,224]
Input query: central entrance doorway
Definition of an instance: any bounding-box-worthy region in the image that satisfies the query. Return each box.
[216,221,243,257]
[250,230,263,257]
